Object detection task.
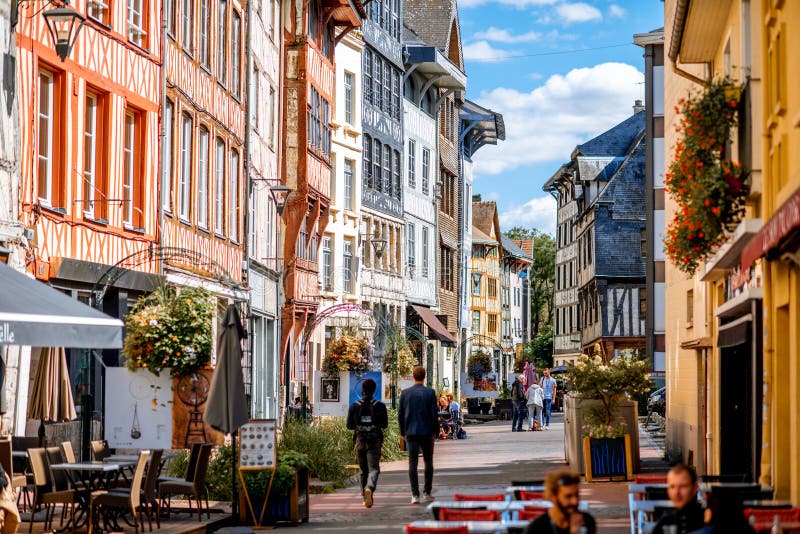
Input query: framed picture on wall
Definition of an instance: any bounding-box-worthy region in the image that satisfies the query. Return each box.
[321,377,340,402]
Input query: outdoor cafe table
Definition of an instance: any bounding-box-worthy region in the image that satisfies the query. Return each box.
[630,499,674,534]
[428,500,588,520]
[50,460,137,531]
[504,486,545,500]
[406,520,531,533]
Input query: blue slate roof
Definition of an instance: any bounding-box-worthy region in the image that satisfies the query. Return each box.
[575,112,645,158]
[500,235,532,261]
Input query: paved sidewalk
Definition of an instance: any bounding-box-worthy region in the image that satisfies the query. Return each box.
[294,412,669,532]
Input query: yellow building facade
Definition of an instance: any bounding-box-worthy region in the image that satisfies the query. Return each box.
[664,0,764,479]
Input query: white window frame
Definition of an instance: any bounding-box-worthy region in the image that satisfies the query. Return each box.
[407,138,416,188]
[421,147,430,194]
[37,69,54,205]
[344,71,354,124]
[268,86,276,148]
[123,110,135,226]
[422,226,429,277]
[162,99,174,211]
[215,138,225,234]
[230,149,239,241]
[181,0,194,53]
[87,0,110,23]
[127,0,147,47]
[197,126,209,228]
[343,239,353,294]
[217,0,227,83]
[179,112,193,221]
[199,0,210,65]
[322,235,332,290]
[406,222,415,273]
[83,92,98,216]
[343,159,354,211]
[232,11,241,97]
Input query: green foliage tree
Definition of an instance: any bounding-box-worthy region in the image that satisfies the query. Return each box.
[504,227,555,338]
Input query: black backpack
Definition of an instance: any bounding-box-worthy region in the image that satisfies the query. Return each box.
[355,398,380,439]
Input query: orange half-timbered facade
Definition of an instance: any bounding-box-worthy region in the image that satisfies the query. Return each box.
[162,0,247,292]
[280,0,365,406]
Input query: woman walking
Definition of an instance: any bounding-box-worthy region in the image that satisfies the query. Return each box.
[526,382,544,431]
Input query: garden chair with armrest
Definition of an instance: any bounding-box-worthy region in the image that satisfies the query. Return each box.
[158,443,212,521]
[27,447,75,533]
[88,450,149,534]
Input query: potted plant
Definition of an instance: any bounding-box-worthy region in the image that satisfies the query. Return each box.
[664,80,748,275]
[122,285,214,378]
[382,336,416,378]
[322,330,373,376]
[240,450,311,526]
[566,352,651,481]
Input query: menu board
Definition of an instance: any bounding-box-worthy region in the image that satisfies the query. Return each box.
[238,420,277,470]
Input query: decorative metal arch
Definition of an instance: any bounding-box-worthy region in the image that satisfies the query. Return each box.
[459,334,504,354]
[91,245,247,308]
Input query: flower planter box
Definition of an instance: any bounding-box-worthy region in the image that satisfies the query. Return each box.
[239,468,310,526]
[582,435,633,482]
[563,394,640,475]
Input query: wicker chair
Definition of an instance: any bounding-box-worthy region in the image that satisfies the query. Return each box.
[159,444,213,521]
[88,450,150,534]
[27,447,76,533]
[90,440,112,461]
[59,442,77,464]
[0,438,28,490]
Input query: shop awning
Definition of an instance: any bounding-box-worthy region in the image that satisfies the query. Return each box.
[409,305,456,347]
[718,314,752,349]
[0,262,123,348]
[741,188,800,272]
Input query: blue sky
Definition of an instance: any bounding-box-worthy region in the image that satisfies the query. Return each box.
[459,0,664,235]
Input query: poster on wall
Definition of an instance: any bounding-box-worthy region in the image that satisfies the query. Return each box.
[460,372,500,398]
[382,374,415,404]
[313,371,349,417]
[349,371,382,404]
[105,367,173,449]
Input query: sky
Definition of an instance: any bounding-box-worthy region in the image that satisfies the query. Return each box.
[459,0,664,236]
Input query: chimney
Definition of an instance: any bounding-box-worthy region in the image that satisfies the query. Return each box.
[633,99,645,114]
[472,194,482,202]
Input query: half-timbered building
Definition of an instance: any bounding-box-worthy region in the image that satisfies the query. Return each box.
[15,0,163,428]
[280,0,365,409]
[161,0,248,299]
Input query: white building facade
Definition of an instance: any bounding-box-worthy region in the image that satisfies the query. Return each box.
[247,0,282,420]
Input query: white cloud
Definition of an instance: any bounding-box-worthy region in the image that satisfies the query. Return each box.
[463,41,518,62]
[473,27,542,43]
[499,196,557,236]
[460,0,556,9]
[528,72,543,80]
[555,2,603,23]
[609,4,626,18]
[471,62,644,176]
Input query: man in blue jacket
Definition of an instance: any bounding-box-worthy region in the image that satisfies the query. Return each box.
[398,366,438,504]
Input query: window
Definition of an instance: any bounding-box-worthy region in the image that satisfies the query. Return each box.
[307,0,319,40]
[199,0,210,66]
[421,226,429,277]
[232,11,241,97]
[363,50,372,103]
[344,71,354,124]
[37,69,55,205]
[162,99,174,211]
[488,314,498,334]
[372,139,382,191]
[421,147,430,194]
[328,154,335,203]
[393,149,401,199]
[197,127,209,227]
[307,86,331,156]
[440,246,453,291]
[472,311,480,333]
[440,172,455,217]
[230,149,239,241]
[363,135,372,188]
[686,290,694,324]
[639,289,646,317]
[179,112,193,220]
[473,245,484,259]
[322,236,332,290]
[181,0,193,52]
[392,69,400,119]
[640,229,647,257]
[166,0,175,34]
[217,0,227,83]
[122,110,136,226]
[252,67,260,130]
[343,159,354,210]
[83,92,99,216]
[88,0,110,24]
[382,145,391,195]
[406,222,415,273]
[488,278,497,299]
[268,87,276,146]
[215,137,225,234]
[128,0,146,47]
[407,139,416,188]
[472,273,481,296]
[343,239,354,293]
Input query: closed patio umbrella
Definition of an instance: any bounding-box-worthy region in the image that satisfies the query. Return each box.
[28,347,77,442]
[204,304,248,521]
[523,361,538,392]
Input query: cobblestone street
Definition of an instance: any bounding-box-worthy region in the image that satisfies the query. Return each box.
[297,413,667,532]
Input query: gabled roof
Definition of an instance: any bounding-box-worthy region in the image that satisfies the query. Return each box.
[472,225,496,244]
[472,201,503,256]
[501,236,532,262]
[403,0,464,71]
[461,99,505,160]
[573,112,645,159]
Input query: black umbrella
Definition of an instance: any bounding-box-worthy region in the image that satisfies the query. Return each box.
[204,304,249,520]
[550,365,568,374]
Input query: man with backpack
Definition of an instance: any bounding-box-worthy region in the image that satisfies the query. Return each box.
[511,374,527,432]
[346,378,388,508]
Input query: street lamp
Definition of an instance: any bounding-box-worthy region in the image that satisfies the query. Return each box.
[42,2,86,62]
[269,184,293,216]
[370,236,387,258]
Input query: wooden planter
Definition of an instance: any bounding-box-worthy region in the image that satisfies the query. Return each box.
[582,435,632,482]
[239,468,310,526]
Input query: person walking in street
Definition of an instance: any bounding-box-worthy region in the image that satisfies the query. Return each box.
[540,368,557,430]
[526,468,596,534]
[526,381,544,431]
[346,378,388,508]
[511,374,527,432]
[652,464,704,534]
[398,366,438,504]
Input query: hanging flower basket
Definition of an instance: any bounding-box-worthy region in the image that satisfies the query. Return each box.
[664,80,749,275]
[467,351,492,382]
[122,285,214,379]
[382,344,417,378]
[322,334,372,375]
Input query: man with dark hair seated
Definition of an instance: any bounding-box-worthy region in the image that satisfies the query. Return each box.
[652,464,704,534]
[526,468,595,534]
